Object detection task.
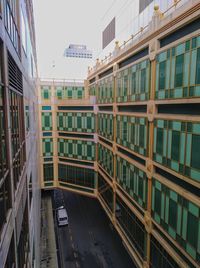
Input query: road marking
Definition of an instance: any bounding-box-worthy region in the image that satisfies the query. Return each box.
[75,261,79,268]
[71,242,75,249]
[70,235,73,241]
[74,252,77,258]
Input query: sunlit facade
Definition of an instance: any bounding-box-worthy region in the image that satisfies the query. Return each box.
[39,1,200,267]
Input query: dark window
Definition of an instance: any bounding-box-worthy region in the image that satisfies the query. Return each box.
[187,212,198,249]
[159,61,166,90]
[150,235,179,268]
[141,69,146,93]
[171,131,180,162]
[196,48,200,84]
[168,199,177,230]
[191,134,200,169]
[156,128,163,155]
[43,163,54,181]
[175,54,184,87]
[154,188,161,215]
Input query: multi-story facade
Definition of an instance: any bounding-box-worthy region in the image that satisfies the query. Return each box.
[0,0,40,267]
[40,1,200,268]
[39,79,97,196]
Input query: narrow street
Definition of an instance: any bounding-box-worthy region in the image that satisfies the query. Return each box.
[53,191,135,268]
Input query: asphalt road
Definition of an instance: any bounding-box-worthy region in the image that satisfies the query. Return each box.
[53,190,136,268]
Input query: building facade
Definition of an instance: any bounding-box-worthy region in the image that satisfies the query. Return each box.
[39,79,97,196]
[40,1,200,268]
[0,0,40,267]
[64,44,92,58]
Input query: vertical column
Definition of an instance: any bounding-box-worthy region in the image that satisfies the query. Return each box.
[144,39,158,267]
[52,83,58,187]
[112,64,118,225]
[38,82,44,188]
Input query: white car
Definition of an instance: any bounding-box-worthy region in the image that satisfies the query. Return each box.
[57,206,68,226]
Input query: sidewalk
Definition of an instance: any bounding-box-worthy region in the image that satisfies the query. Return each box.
[40,194,58,268]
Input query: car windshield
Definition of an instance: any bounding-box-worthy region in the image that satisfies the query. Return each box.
[60,217,68,221]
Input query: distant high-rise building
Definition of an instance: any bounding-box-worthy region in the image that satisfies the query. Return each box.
[64,44,92,58]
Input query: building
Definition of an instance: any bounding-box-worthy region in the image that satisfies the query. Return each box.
[64,44,93,59]
[39,78,97,195]
[40,1,200,268]
[0,0,40,267]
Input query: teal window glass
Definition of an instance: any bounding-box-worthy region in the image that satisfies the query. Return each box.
[154,189,161,215]
[77,117,82,128]
[68,143,72,154]
[196,48,200,84]
[87,117,91,129]
[187,213,198,249]
[141,69,146,93]
[191,134,200,169]
[139,125,145,147]
[175,54,184,87]
[44,116,50,127]
[68,117,72,128]
[156,128,163,155]
[42,106,51,110]
[77,144,82,155]
[171,131,180,161]
[159,61,166,90]
[124,76,128,93]
[168,199,177,230]
[131,72,136,94]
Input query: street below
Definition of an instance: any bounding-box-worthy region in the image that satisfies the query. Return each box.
[53,190,135,268]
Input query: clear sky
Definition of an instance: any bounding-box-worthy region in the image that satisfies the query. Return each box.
[33,0,116,80]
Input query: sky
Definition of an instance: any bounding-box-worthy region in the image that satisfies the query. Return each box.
[33,0,116,80]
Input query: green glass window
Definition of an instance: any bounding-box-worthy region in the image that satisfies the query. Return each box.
[175,54,184,87]
[159,61,166,90]
[171,131,180,161]
[196,48,200,84]
[154,188,161,215]
[67,88,72,98]
[187,212,198,249]
[168,199,177,230]
[139,125,145,147]
[156,128,163,155]
[77,144,82,155]
[131,72,136,94]
[43,164,54,181]
[87,117,91,129]
[56,87,63,99]
[141,69,146,93]
[77,116,82,128]
[191,134,200,169]
[124,76,128,93]
[68,143,72,154]
[68,116,72,128]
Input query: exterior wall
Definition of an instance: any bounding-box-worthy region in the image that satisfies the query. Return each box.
[87,1,200,268]
[39,79,97,196]
[0,0,40,267]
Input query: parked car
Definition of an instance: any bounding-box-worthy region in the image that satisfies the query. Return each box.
[57,206,68,226]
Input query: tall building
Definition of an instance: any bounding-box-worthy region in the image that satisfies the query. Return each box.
[64,44,93,58]
[39,1,200,268]
[0,0,40,267]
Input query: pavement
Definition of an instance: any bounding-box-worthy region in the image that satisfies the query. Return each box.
[52,190,136,268]
[40,193,58,268]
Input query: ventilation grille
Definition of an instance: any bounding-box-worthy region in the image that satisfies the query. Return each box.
[8,52,23,93]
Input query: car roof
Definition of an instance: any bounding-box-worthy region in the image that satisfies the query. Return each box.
[57,208,68,217]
